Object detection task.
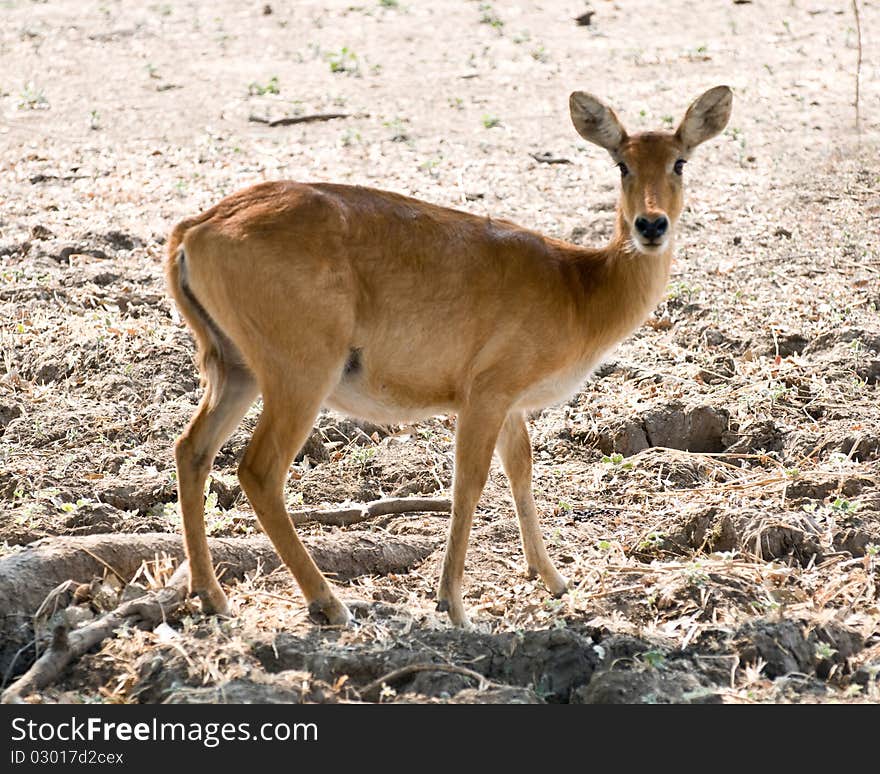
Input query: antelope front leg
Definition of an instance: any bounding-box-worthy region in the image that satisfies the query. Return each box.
[496,412,568,596]
[437,402,507,627]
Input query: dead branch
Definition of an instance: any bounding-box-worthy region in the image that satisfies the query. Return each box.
[852,0,863,137]
[2,564,191,703]
[0,532,438,680]
[529,152,572,165]
[248,112,350,127]
[359,663,490,702]
[290,496,451,526]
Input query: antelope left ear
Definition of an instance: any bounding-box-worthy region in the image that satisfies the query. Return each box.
[675,86,732,152]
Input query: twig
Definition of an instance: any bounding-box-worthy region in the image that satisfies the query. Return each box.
[248,113,350,127]
[852,0,863,138]
[648,475,786,496]
[530,152,572,165]
[359,663,489,701]
[580,583,645,600]
[1,639,36,691]
[29,174,90,184]
[290,497,450,526]
[78,547,126,584]
[1,564,189,704]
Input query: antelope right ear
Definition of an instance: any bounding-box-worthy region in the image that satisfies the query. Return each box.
[569,91,628,155]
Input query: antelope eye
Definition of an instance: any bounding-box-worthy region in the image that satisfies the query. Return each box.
[618,162,629,178]
[673,158,686,175]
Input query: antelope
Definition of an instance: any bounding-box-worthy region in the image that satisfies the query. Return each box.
[166,86,732,627]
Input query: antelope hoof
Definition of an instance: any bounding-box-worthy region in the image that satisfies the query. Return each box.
[308,597,353,627]
[195,585,231,617]
[546,572,569,599]
[436,595,471,628]
[447,608,472,629]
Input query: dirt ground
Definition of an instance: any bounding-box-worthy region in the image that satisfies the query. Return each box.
[1,0,879,704]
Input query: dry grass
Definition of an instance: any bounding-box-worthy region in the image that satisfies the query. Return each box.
[1,0,878,703]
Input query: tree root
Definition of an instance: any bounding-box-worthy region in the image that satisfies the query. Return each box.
[248,112,351,127]
[2,564,191,703]
[0,531,439,689]
[290,496,450,526]
[359,663,491,702]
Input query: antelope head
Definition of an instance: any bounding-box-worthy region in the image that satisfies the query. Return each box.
[569,85,732,255]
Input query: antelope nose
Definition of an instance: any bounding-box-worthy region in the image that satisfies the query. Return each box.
[634,215,669,240]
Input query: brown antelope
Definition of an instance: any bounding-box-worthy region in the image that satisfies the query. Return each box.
[166,86,732,627]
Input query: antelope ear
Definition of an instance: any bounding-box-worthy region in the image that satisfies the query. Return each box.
[569,91,628,155]
[675,86,732,151]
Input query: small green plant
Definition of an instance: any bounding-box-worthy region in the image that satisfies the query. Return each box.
[726,126,743,143]
[683,562,710,587]
[530,46,549,63]
[667,280,696,303]
[597,540,612,551]
[865,544,879,557]
[764,379,788,404]
[203,487,220,517]
[831,497,858,514]
[89,109,101,130]
[350,446,376,466]
[18,82,48,110]
[420,157,441,175]
[383,117,410,142]
[639,531,665,550]
[327,47,359,75]
[478,3,503,30]
[557,500,573,513]
[206,509,236,536]
[339,129,362,147]
[379,684,397,702]
[601,452,634,470]
[815,642,837,661]
[378,0,398,7]
[753,598,780,615]
[59,498,94,514]
[247,76,280,96]
[482,114,501,129]
[544,598,565,613]
[157,500,179,523]
[640,650,666,669]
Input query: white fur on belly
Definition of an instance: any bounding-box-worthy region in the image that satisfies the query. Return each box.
[326,384,451,425]
[515,355,601,410]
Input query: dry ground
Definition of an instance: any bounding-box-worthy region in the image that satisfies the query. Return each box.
[1,0,879,703]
